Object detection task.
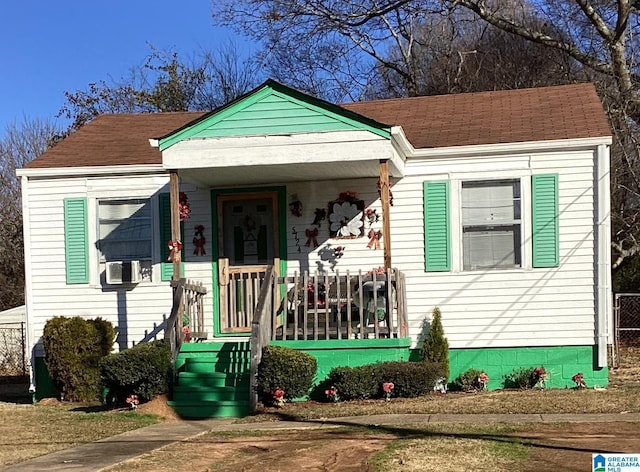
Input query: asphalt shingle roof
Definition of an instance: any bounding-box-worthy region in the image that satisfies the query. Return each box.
[26,83,610,169]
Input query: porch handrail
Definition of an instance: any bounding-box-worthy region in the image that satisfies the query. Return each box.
[249,265,276,413]
[165,278,208,361]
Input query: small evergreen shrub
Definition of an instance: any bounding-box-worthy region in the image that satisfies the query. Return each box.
[420,307,450,379]
[327,361,446,400]
[503,367,537,389]
[451,368,484,392]
[327,365,380,400]
[42,316,116,402]
[100,340,172,404]
[257,345,317,403]
[377,361,445,398]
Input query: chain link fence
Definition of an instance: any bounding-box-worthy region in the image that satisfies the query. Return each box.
[613,294,640,367]
[0,322,26,376]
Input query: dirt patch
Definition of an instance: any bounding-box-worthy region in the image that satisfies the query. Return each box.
[107,422,640,472]
[107,429,394,472]
[135,394,181,421]
[514,422,640,472]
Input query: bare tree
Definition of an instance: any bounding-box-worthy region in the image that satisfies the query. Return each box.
[213,0,640,273]
[0,118,60,310]
[59,43,263,131]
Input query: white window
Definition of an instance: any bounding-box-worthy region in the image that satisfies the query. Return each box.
[97,199,152,262]
[461,179,522,270]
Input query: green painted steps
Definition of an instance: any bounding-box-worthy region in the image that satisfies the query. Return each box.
[169,341,252,418]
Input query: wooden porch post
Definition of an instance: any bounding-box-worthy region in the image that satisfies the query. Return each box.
[379,160,392,270]
[169,170,181,281]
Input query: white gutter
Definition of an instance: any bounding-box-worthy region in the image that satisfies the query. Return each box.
[20,175,36,394]
[596,143,612,368]
[16,164,167,179]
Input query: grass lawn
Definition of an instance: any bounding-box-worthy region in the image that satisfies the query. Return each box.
[1,347,638,470]
[0,401,158,467]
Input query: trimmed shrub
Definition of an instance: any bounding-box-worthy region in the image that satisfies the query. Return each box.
[327,361,446,401]
[377,361,445,398]
[451,368,484,392]
[100,340,172,404]
[503,367,537,389]
[257,345,317,403]
[42,316,116,402]
[420,307,450,379]
[327,365,380,400]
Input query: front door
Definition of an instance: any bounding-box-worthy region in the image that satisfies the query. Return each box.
[216,191,280,334]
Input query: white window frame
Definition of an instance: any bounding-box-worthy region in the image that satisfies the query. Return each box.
[97,198,153,262]
[449,173,532,273]
[87,192,163,286]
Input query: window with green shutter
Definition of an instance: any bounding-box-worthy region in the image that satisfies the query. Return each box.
[423,181,451,271]
[158,193,184,281]
[63,198,89,284]
[532,174,559,268]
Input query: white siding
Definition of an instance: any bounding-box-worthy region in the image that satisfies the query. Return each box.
[281,149,599,349]
[392,150,597,348]
[23,144,602,356]
[24,174,216,356]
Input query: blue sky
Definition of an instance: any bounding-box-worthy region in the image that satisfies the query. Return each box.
[0,1,242,133]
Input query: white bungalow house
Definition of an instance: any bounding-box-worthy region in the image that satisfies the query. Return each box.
[18,80,612,416]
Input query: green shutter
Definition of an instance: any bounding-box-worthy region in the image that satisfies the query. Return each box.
[424,181,451,272]
[159,193,185,281]
[532,174,559,268]
[63,198,89,284]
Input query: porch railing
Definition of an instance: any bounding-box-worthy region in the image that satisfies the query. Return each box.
[165,278,208,360]
[249,265,276,413]
[248,268,408,344]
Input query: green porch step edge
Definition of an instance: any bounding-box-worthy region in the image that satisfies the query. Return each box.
[167,400,250,419]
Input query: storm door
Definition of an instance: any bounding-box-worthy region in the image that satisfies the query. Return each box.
[217,192,279,333]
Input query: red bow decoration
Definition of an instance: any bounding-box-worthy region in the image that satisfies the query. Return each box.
[367,230,382,250]
[193,225,206,256]
[167,240,183,262]
[305,227,319,248]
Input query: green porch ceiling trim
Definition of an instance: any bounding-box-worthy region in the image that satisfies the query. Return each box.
[211,186,287,338]
[532,174,560,268]
[409,345,607,390]
[63,197,89,284]
[159,81,390,150]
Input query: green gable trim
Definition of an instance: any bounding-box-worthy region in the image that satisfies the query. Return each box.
[532,174,559,268]
[423,181,451,272]
[159,81,390,151]
[158,193,184,281]
[63,197,89,284]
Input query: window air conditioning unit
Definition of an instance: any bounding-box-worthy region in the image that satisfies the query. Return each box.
[106,260,142,284]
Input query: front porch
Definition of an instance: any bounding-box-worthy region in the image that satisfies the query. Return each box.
[165,267,409,417]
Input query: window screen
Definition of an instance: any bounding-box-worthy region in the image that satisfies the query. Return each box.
[98,199,152,261]
[462,180,521,270]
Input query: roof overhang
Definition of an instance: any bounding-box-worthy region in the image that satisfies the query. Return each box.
[391,126,613,159]
[155,130,405,187]
[16,164,167,179]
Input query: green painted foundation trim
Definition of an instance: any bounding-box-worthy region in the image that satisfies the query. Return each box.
[274,338,412,399]
[271,338,411,350]
[410,345,608,390]
[33,357,58,400]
